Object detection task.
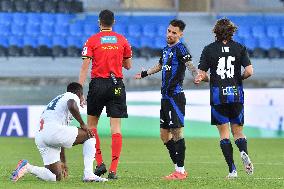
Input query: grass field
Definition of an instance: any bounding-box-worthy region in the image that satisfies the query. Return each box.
[1,137,284,189]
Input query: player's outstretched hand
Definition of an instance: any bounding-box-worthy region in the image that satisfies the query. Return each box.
[194,73,203,84]
[80,95,86,108]
[134,72,142,79]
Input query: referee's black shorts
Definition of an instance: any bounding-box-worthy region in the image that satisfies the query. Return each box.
[87,78,128,118]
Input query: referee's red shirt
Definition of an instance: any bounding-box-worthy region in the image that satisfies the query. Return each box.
[82,30,132,79]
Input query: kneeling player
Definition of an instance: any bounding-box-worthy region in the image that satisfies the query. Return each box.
[11,82,108,182]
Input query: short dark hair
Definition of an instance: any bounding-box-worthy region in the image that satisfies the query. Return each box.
[99,9,114,27]
[169,19,186,31]
[213,18,237,41]
[67,82,83,94]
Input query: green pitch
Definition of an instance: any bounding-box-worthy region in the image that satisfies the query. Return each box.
[1,137,284,189]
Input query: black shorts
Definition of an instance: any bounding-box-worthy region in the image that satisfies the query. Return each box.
[160,93,186,129]
[211,103,244,125]
[87,78,128,118]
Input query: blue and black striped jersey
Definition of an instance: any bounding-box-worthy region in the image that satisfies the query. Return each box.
[159,41,192,97]
[198,40,251,105]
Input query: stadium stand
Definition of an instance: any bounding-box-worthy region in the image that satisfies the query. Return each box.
[0,10,174,57]
[217,14,284,58]
[0,1,283,59]
[0,0,83,13]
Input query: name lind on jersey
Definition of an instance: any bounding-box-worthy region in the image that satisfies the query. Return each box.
[101,36,117,44]
[222,47,230,53]
[222,86,238,95]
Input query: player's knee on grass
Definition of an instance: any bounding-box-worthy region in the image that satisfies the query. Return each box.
[46,162,63,181]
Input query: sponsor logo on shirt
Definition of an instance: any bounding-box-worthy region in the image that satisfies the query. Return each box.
[101,36,117,44]
[102,45,119,50]
[162,65,171,71]
[222,86,238,95]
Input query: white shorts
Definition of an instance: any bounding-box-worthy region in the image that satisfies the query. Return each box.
[35,125,78,165]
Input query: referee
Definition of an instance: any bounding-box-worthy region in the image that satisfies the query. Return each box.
[135,19,197,180]
[78,9,132,179]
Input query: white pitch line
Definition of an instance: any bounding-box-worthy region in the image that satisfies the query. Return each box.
[120,161,284,166]
[190,177,284,180]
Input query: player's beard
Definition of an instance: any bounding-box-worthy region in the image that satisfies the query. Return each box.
[167,37,174,45]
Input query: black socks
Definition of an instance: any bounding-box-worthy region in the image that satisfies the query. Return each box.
[235,138,248,154]
[165,138,186,167]
[175,138,186,167]
[165,139,177,164]
[220,139,236,173]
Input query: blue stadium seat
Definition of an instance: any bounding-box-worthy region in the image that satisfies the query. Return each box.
[233,36,243,44]
[52,36,67,48]
[157,25,167,36]
[252,26,266,38]
[56,14,75,25]
[115,15,129,24]
[142,24,156,38]
[67,36,82,48]
[243,38,258,50]
[154,37,166,49]
[245,15,264,25]
[27,13,42,26]
[127,37,140,48]
[54,24,69,36]
[41,13,56,26]
[9,36,24,47]
[40,24,54,36]
[274,38,284,50]
[280,26,284,37]
[84,24,99,36]
[0,13,12,25]
[264,15,284,25]
[26,24,40,36]
[258,38,273,50]
[81,35,89,45]
[11,24,25,36]
[128,24,141,37]
[38,36,52,48]
[69,22,83,36]
[13,13,27,26]
[267,25,280,38]
[113,24,127,36]
[0,24,10,36]
[237,26,251,38]
[23,36,38,48]
[84,15,98,23]
[0,37,8,47]
[140,36,154,48]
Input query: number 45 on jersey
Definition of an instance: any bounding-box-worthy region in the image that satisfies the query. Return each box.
[217,56,235,79]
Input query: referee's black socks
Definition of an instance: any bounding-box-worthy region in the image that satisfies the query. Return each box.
[235,138,248,154]
[220,139,236,173]
[165,139,177,165]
